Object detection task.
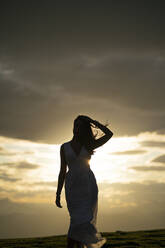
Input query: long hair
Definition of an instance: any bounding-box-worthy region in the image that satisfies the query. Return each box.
[73,115,109,156]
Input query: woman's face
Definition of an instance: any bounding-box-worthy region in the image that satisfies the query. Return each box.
[73,119,83,136]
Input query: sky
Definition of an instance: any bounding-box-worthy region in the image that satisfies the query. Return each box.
[0,0,165,239]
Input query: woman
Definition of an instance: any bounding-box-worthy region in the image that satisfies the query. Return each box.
[55,115,113,248]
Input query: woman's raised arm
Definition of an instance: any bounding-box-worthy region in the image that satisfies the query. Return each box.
[91,120,113,149]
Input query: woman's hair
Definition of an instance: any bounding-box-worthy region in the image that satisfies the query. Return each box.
[73,115,109,156]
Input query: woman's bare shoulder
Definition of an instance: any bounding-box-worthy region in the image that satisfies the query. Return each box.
[60,141,70,150]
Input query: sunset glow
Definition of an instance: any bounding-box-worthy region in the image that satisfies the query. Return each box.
[1,131,165,205]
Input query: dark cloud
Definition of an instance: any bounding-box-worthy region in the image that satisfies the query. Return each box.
[0,171,21,182]
[151,154,165,164]
[109,149,147,155]
[140,141,165,148]
[0,146,34,156]
[0,147,16,156]
[25,181,57,187]
[129,165,165,171]
[0,161,40,170]
[1,1,164,54]
[98,180,165,193]
[0,49,164,144]
[16,161,40,169]
[0,1,164,144]
[156,128,165,135]
[0,182,56,199]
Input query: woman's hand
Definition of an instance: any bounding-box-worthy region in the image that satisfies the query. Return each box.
[55,196,62,208]
[80,115,99,127]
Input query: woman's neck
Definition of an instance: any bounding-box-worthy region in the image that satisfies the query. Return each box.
[72,135,81,144]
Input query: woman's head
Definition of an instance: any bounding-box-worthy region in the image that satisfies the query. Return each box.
[73,116,84,136]
[73,115,97,155]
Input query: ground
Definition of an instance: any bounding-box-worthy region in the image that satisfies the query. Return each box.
[0,229,165,247]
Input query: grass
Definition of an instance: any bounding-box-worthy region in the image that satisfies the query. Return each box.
[0,229,165,247]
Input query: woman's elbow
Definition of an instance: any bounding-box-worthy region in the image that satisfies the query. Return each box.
[108,131,113,138]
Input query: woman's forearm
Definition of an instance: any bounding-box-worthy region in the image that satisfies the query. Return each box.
[92,120,113,136]
[56,172,65,196]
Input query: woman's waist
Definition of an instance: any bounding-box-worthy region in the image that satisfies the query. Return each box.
[65,168,96,179]
[66,166,91,173]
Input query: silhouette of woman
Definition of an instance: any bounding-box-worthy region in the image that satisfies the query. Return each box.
[55,115,113,248]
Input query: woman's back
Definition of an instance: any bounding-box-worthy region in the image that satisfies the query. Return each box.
[64,141,91,172]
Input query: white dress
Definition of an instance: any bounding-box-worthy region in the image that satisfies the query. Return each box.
[64,141,107,248]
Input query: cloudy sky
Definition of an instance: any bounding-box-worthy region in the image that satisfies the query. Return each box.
[0,0,165,239]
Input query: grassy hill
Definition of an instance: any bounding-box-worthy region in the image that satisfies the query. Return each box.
[0,229,165,247]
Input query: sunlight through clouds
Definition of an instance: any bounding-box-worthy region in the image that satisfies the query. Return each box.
[1,131,165,204]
